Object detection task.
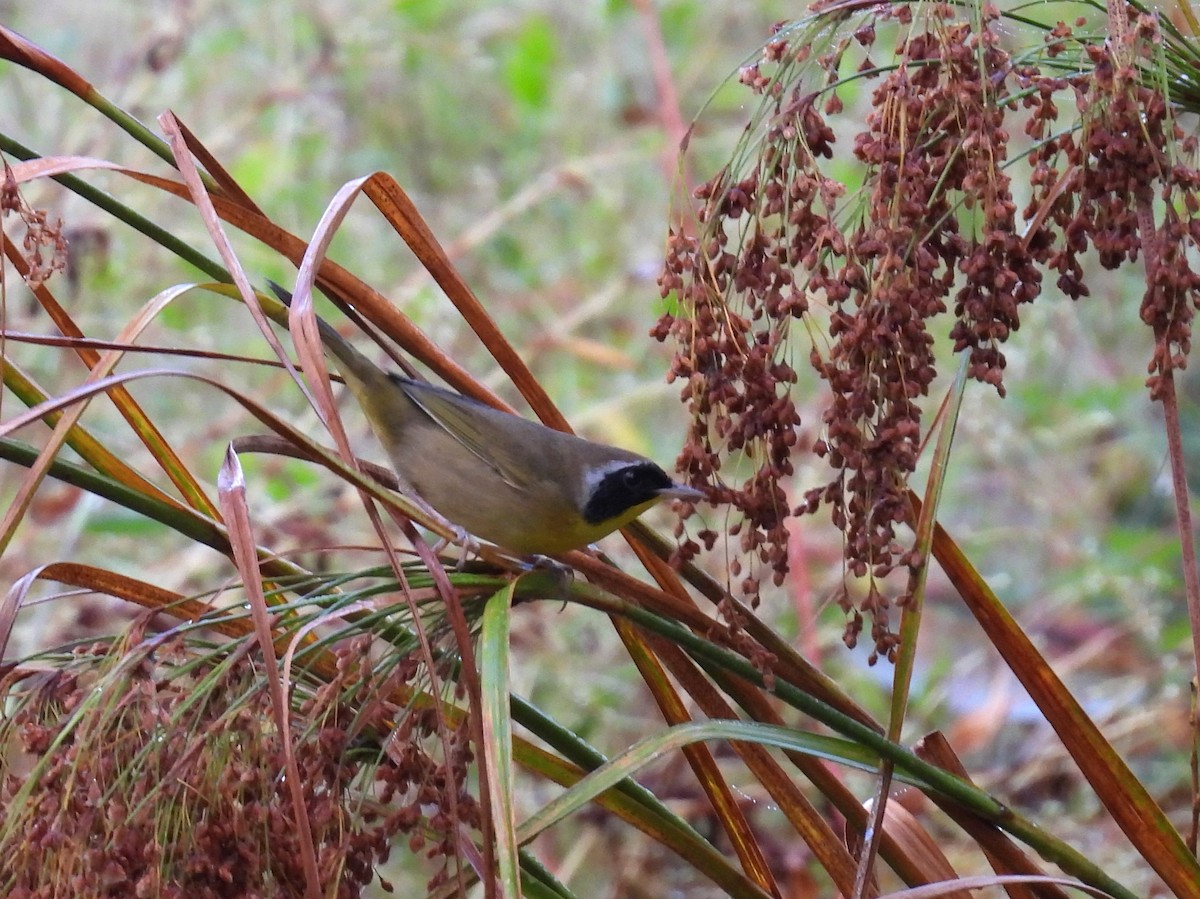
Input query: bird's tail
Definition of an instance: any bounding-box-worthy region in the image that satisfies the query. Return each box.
[264,280,391,392]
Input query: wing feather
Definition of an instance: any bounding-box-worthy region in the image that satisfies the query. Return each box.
[396,377,539,491]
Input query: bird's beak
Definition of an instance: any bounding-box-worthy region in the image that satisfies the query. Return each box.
[657,482,707,503]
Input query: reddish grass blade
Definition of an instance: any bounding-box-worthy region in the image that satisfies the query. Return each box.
[925,499,1200,897]
[217,446,322,899]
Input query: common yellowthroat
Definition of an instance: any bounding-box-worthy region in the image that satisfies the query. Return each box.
[274,287,704,555]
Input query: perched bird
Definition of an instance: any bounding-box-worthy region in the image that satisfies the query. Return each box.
[273,285,704,555]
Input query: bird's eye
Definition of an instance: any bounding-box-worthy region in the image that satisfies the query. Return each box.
[622,468,643,488]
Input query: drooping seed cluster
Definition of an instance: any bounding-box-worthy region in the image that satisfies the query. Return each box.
[0,636,479,897]
[657,5,1200,660]
[654,36,835,605]
[1027,13,1200,401]
[1,162,68,288]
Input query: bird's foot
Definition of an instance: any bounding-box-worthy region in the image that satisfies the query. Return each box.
[428,524,480,570]
[519,554,575,607]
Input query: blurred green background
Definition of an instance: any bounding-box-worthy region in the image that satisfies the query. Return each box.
[0,0,794,590]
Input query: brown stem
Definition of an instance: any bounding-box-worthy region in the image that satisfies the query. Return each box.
[631,0,697,236]
[1136,191,1200,730]
[631,0,688,177]
[1155,376,1200,720]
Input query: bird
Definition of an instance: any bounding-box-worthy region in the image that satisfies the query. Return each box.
[270,284,705,555]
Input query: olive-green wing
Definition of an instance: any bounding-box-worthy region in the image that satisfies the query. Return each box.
[397,378,543,491]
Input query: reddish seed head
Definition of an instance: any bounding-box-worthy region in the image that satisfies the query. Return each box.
[657,6,1192,658]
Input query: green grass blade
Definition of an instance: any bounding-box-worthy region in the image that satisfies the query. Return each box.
[480,581,522,899]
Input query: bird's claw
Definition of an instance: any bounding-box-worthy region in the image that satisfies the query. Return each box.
[428,524,479,570]
[519,554,574,607]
